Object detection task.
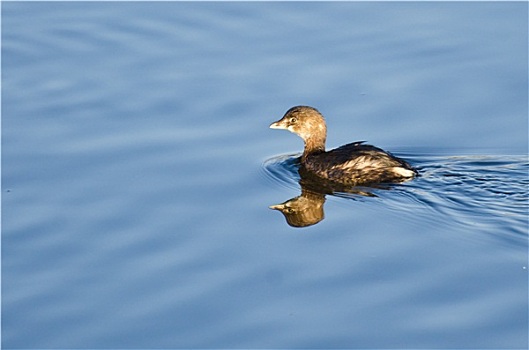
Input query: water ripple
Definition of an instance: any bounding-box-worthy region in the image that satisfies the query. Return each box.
[261,153,301,191]
[263,153,528,244]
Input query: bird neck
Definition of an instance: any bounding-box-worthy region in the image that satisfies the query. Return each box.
[302,136,326,161]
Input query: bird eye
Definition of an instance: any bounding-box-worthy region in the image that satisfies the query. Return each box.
[290,117,297,123]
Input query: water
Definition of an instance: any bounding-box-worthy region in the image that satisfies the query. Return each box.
[2,2,528,348]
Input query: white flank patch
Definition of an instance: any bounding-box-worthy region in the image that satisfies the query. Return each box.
[391,167,415,178]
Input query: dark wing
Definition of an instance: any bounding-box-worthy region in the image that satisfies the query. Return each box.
[329,141,414,169]
[303,141,417,185]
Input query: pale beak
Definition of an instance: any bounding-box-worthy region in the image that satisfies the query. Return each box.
[269,203,285,210]
[269,120,285,129]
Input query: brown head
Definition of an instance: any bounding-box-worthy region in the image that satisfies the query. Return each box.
[270,106,327,154]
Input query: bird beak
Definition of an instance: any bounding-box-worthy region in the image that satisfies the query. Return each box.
[269,203,285,210]
[269,120,284,129]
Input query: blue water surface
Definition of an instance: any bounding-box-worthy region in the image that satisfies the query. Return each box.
[2,2,528,349]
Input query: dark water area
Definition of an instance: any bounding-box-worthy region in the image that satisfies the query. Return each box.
[2,2,528,348]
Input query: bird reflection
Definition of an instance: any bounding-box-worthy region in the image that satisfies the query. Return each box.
[269,188,326,228]
[269,165,387,228]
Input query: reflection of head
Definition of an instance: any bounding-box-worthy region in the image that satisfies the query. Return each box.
[269,189,325,228]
